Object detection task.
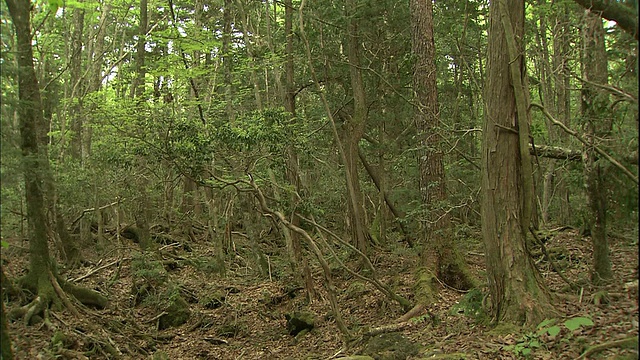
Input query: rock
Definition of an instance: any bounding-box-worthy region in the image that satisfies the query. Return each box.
[158,295,191,330]
[285,311,315,336]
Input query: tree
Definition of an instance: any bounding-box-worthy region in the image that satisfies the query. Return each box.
[343,0,373,255]
[5,0,107,323]
[581,9,613,284]
[410,0,475,305]
[480,0,551,325]
[572,0,638,39]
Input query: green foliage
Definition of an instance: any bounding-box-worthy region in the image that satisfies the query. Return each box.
[504,316,594,357]
[450,288,486,322]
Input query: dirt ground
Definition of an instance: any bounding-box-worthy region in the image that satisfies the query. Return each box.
[2,227,638,359]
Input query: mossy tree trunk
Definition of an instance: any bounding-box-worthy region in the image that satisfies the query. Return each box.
[5,0,107,322]
[410,0,475,304]
[480,0,551,326]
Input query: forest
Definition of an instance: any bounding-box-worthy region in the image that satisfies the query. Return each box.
[0,0,638,358]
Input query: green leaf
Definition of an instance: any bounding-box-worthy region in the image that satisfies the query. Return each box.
[522,348,531,355]
[546,325,561,337]
[537,318,555,329]
[564,316,594,331]
[1,240,8,248]
[529,340,541,348]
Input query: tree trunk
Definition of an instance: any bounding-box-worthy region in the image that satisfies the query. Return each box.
[553,3,572,225]
[69,5,85,161]
[222,0,235,122]
[7,0,58,301]
[283,0,315,300]
[410,0,475,304]
[581,10,612,285]
[133,0,152,250]
[1,265,14,360]
[6,0,106,321]
[481,0,551,326]
[345,0,371,255]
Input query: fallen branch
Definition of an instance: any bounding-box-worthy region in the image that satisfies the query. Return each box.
[70,198,123,230]
[576,335,638,360]
[531,103,638,184]
[70,258,129,283]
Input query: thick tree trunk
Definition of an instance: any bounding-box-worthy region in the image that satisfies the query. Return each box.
[481,0,551,326]
[581,11,613,284]
[6,0,58,304]
[6,0,107,321]
[410,0,475,301]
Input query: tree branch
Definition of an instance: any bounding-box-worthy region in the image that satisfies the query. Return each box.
[573,0,638,40]
[530,103,638,184]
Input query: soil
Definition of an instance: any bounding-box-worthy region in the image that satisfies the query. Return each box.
[2,228,638,359]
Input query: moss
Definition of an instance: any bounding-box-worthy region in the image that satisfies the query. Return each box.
[414,267,437,305]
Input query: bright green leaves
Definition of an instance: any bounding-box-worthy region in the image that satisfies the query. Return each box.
[563,316,594,331]
[505,316,595,357]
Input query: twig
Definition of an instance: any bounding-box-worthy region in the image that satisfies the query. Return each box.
[530,102,638,184]
[70,198,124,229]
[529,227,579,291]
[70,258,128,283]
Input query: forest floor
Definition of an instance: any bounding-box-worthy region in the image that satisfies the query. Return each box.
[2,227,638,359]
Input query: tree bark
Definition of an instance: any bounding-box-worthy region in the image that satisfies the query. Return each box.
[5,0,107,320]
[283,0,315,300]
[69,4,85,161]
[481,0,551,326]
[6,0,58,303]
[581,10,613,284]
[411,0,475,303]
[344,0,372,255]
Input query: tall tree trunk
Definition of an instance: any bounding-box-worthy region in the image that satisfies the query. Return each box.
[42,54,81,267]
[481,0,551,326]
[7,0,58,301]
[69,4,85,161]
[222,0,235,122]
[410,0,474,304]
[581,10,612,284]
[344,0,371,255]
[237,0,263,110]
[552,3,572,225]
[5,0,107,320]
[133,0,152,250]
[283,0,315,299]
[535,0,555,227]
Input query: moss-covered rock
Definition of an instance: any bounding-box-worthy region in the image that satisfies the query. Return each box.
[285,311,315,336]
[361,332,419,360]
[158,295,191,330]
